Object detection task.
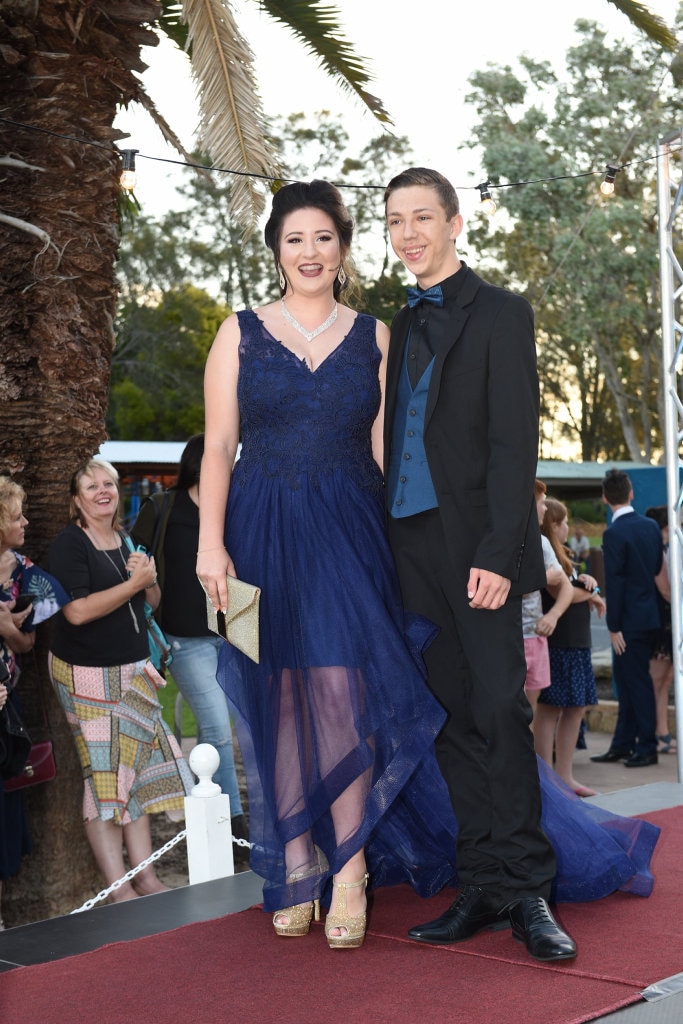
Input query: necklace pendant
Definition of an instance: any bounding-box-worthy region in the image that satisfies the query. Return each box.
[281,299,338,342]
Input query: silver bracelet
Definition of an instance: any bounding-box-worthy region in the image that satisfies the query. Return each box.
[145,577,158,589]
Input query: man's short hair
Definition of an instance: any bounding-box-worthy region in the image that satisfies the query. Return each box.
[384,167,459,219]
[602,468,632,506]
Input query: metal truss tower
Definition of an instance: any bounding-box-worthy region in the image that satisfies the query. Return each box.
[656,130,683,781]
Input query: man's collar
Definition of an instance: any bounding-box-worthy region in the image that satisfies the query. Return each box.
[414,263,468,302]
[611,505,635,522]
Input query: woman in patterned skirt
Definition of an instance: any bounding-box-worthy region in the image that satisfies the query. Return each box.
[48,459,192,902]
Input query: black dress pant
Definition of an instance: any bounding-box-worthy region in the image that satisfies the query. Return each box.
[611,628,658,757]
[388,509,556,902]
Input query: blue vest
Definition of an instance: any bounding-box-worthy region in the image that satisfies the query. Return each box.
[388,346,438,519]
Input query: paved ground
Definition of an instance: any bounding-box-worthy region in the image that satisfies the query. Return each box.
[574,724,680,795]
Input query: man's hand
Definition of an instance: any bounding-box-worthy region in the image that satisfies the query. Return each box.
[610,630,626,655]
[467,568,511,610]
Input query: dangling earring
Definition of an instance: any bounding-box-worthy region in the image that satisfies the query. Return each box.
[278,265,286,292]
[337,265,347,288]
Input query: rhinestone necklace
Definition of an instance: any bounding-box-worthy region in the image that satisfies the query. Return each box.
[85,528,140,634]
[281,298,338,342]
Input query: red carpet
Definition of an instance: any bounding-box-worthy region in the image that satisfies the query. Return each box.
[2,806,682,1024]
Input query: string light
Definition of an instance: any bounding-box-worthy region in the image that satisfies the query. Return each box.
[0,117,674,197]
[477,181,497,215]
[599,164,619,196]
[120,149,138,191]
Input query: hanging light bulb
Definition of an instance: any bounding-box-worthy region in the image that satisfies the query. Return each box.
[599,164,619,196]
[476,181,497,215]
[119,149,139,191]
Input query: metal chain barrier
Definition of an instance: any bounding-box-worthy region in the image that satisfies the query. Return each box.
[70,831,252,914]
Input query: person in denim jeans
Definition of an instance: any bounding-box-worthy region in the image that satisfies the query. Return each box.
[131,434,248,860]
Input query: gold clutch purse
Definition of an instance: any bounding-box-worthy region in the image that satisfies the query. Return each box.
[206,576,261,664]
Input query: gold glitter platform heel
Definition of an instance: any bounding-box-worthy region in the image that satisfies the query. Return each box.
[272,897,320,937]
[325,873,369,950]
[272,847,325,937]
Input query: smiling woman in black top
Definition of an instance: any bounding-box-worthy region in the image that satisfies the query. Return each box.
[48,458,192,902]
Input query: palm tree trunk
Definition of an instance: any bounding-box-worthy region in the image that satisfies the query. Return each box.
[0,0,163,923]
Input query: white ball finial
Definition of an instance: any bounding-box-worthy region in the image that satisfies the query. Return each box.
[189,743,221,797]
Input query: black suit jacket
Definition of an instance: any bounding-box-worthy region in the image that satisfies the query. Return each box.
[602,510,663,634]
[384,268,545,596]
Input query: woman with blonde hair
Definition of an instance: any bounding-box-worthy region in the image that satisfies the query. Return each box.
[48,458,192,901]
[535,498,605,796]
[0,476,36,928]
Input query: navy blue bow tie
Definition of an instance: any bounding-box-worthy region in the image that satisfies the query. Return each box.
[406,284,444,308]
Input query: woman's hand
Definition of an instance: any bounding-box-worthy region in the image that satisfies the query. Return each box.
[10,600,33,631]
[0,599,31,637]
[577,573,599,591]
[196,546,236,613]
[535,612,558,637]
[125,551,158,593]
[589,593,606,618]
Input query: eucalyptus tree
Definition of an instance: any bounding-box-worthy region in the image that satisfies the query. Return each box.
[464,15,683,462]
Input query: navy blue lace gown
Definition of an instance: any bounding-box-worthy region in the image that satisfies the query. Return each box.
[217,309,659,915]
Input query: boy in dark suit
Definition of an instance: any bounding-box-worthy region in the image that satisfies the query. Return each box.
[383,167,576,962]
[591,469,670,767]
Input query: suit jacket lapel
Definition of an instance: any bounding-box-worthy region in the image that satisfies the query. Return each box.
[424,271,481,429]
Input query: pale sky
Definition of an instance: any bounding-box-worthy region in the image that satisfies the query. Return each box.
[115,0,680,220]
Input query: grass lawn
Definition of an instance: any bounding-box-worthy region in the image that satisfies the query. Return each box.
[158,672,197,739]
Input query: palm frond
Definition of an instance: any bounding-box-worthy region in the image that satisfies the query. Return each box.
[181,0,282,234]
[159,1,190,49]
[607,0,678,51]
[124,85,207,176]
[256,0,392,125]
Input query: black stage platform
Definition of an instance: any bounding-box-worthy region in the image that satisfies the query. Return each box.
[0,868,262,973]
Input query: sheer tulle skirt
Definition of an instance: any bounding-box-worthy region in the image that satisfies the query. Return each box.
[217,465,659,911]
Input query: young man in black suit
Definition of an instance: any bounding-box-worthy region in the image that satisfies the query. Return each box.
[591,469,670,767]
[383,167,576,961]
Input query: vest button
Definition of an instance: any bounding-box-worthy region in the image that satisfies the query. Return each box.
[403,453,411,460]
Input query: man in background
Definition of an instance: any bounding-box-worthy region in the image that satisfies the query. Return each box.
[591,469,670,768]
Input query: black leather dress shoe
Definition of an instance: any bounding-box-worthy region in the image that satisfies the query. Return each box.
[507,897,577,961]
[408,885,507,945]
[624,752,658,767]
[590,748,632,763]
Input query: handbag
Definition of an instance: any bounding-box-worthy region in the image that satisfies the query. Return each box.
[0,699,32,781]
[4,738,55,791]
[206,576,261,663]
[144,605,173,674]
[0,656,55,790]
[122,534,173,673]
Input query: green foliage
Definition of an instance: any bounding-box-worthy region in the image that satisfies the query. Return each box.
[464,15,683,462]
[158,671,197,739]
[359,266,408,324]
[109,284,230,440]
[566,499,606,524]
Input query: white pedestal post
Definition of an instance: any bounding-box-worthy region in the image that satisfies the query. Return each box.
[184,743,235,884]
